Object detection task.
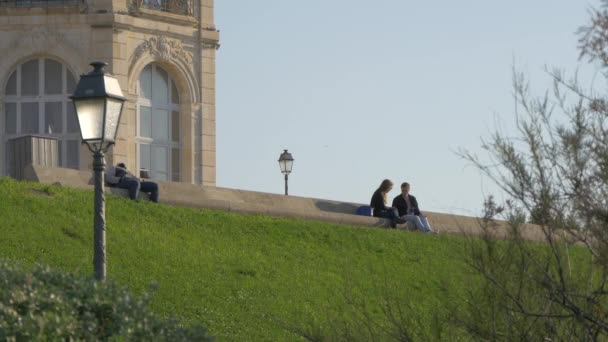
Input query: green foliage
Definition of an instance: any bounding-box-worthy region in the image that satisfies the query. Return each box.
[458,234,596,340]
[0,177,592,340]
[456,2,608,338]
[0,177,478,340]
[0,260,212,341]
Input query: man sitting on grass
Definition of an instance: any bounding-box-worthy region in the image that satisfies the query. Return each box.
[105,162,159,203]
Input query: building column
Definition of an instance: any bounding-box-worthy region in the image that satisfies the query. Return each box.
[200,45,216,187]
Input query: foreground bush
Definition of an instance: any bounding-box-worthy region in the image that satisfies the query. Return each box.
[0,261,212,341]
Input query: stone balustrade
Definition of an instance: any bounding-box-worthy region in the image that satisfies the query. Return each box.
[0,0,192,16]
[0,0,80,7]
[130,0,192,16]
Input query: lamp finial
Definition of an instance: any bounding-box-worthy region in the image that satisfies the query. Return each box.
[90,61,108,75]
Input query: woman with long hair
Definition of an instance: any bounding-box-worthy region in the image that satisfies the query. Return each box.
[370,179,405,228]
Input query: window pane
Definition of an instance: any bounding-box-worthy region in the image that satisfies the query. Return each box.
[140,143,151,171]
[21,102,39,134]
[6,71,16,95]
[5,103,16,134]
[172,148,180,182]
[140,106,151,138]
[66,70,76,94]
[21,60,39,96]
[154,172,168,182]
[44,102,63,134]
[152,67,168,103]
[66,140,79,169]
[103,99,122,141]
[139,65,152,100]
[44,59,63,94]
[171,111,179,142]
[66,102,79,133]
[171,81,179,104]
[152,145,167,180]
[152,108,168,141]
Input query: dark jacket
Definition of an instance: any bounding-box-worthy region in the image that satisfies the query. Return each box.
[370,189,389,217]
[392,194,421,217]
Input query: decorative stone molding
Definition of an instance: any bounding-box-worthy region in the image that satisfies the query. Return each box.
[31,29,65,51]
[12,28,67,53]
[202,42,220,50]
[128,35,199,103]
[1,28,84,80]
[131,36,193,69]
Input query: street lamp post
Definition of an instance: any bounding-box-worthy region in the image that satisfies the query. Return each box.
[278,149,294,196]
[70,62,126,281]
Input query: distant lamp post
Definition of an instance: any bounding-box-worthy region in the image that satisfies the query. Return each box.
[278,149,294,196]
[70,62,126,281]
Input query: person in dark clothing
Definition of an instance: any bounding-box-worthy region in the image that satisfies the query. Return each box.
[370,179,406,228]
[391,182,434,233]
[105,162,159,203]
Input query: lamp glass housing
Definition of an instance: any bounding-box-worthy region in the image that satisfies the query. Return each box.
[104,98,124,141]
[71,62,126,150]
[278,150,294,174]
[74,98,105,142]
[279,159,293,174]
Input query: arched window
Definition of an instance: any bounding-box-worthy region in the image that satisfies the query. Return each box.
[3,58,80,172]
[137,64,180,181]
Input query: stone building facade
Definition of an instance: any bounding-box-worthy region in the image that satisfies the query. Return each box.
[0,0,219,186]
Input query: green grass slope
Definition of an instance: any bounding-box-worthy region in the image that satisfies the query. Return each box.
[0,177,474,340]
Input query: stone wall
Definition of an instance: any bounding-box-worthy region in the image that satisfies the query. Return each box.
[23,165,549,241]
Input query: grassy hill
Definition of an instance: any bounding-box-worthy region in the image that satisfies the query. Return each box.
[0,177,480,340]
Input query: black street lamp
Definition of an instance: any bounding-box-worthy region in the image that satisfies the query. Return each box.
[278,149,294,196]
[71,62,126,281]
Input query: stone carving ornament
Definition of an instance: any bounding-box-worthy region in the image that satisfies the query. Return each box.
[3,28,80,75]
[10,28,66,53]
[131,36,193,68]
[30,29,65,51]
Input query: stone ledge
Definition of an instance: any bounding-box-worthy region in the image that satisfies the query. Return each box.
[22,165,548,240]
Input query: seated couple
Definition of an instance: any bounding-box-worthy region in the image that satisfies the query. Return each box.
[370,179,434,233]
[105,162,159,203]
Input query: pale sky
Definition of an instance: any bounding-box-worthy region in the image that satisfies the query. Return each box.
[215,1,597,217]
